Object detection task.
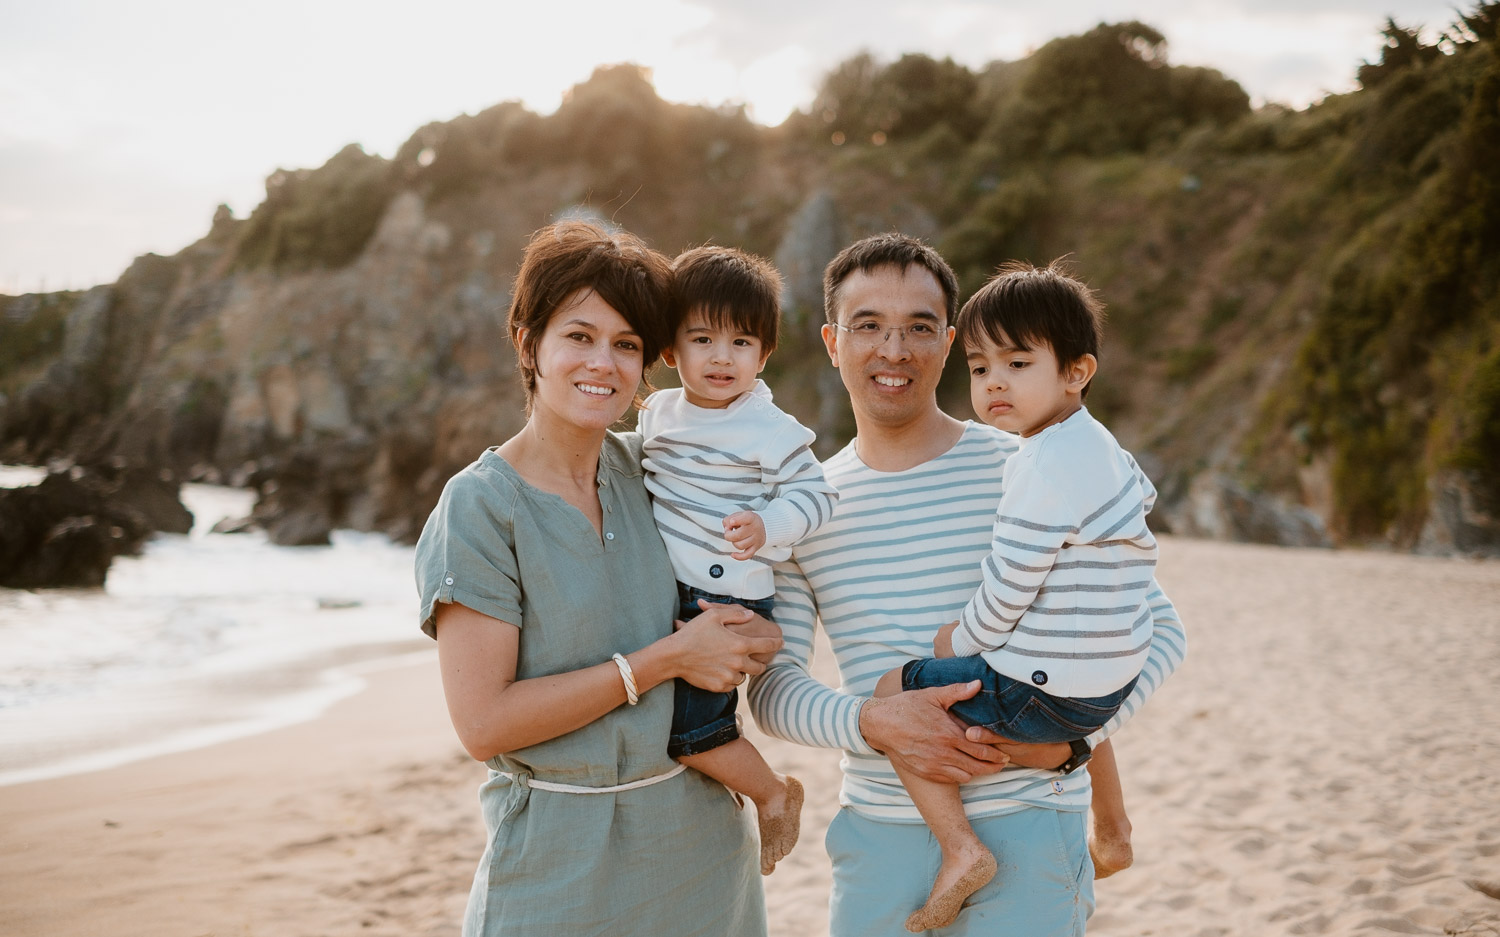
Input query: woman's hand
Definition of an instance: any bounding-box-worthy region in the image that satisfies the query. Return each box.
[705,601,783,666]
[669,601,783,692]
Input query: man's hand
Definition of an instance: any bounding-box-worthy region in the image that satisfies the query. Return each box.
[932,622,959,658]
[860,682,1011,783]
[965,725,1071,770]
[723,511,767,560]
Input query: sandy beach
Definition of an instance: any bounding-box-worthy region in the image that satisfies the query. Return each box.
[2,536,1498,937]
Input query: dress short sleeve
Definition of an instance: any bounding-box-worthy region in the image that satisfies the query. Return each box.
[414,459,525,638]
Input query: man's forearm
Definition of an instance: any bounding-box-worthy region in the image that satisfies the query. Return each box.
[750,559,873,752]
[747,660,871,752]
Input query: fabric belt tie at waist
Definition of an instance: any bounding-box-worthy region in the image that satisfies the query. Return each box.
[502,763,686,794]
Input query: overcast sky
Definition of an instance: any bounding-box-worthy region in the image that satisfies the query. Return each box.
[0,0,1460,295]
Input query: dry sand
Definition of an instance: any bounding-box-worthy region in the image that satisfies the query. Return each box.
[2,536,1498,936]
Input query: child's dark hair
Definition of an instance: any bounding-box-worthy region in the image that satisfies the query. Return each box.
[954,259,1105,397]
[671,246,783,354]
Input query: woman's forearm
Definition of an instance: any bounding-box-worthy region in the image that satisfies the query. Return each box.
[456,660,642,759]
[482,640,702,756]
[434,601,776,762]
[436,602,679,760]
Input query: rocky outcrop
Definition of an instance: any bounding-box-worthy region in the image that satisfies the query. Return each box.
[1161,472,1333,549]
[1417,471,1500,557]
[0,461,192,588]
[774,188,842,326]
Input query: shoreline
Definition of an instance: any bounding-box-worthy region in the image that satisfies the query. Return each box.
[0,477,422,788]
[0,643,433,788]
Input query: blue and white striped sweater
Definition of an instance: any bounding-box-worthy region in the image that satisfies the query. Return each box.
[748,422,1187,822]
[953,407,1159,697]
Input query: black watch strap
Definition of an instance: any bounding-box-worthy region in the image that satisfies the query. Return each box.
[1056,737,1093,773]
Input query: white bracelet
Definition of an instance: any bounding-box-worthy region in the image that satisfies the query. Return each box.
[612,653,639,705]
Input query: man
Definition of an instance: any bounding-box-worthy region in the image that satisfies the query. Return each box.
[747,234,1186,936]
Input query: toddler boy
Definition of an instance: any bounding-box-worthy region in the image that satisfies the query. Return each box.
[639,246,839,875]
[874,260,1156,931]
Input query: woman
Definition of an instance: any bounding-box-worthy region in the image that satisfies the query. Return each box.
[415,220,782,936]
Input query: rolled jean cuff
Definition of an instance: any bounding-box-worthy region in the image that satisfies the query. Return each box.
[668,711,741,757]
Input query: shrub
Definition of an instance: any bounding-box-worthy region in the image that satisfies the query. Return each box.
[235,144,396,271]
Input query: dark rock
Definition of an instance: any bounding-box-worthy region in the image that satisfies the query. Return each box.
[1219,482,1332,548]
[31,516,119,588]
[250,448,340,546]
[774,188,842,327]
[1163,472,1332,548]
[1417,470,1500,557]
[105,463,194,534]
[266,510,332,547]
[0,462,192,588]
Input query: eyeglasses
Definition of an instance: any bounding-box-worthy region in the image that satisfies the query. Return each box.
[833,321,950,349]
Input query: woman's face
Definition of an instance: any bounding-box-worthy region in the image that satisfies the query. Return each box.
[523,288,645,433]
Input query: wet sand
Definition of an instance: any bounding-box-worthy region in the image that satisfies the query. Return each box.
[2,536,1498,936]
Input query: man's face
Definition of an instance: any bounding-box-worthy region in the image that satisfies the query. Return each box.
[820,264,955,431]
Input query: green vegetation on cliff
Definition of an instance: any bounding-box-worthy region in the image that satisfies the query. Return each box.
[1260,7,1500,540]
[5,7,1497,551]
[0,292,76,389]
[235,144,397,271]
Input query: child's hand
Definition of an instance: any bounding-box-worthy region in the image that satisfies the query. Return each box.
[723,511,767,560]
[932,622,959,659]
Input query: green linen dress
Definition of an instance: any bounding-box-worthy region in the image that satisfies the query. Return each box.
[416,431,766,937]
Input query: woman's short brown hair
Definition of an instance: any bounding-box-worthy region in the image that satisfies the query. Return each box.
[508,221,675,409]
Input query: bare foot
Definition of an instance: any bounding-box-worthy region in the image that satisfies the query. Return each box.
[904,844,997,932]
[1089,824,1134,879]
[757,776,803,875]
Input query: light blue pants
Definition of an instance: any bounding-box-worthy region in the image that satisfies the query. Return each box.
[826,805,1094,936]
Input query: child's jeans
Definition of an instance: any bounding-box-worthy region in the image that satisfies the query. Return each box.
[667,583,776,758]
[901,656,1138,743]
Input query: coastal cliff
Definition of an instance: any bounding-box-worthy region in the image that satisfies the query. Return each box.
[3,11,1497,556]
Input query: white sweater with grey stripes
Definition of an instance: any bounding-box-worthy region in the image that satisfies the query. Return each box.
[748,422,1186,821]
[639,381,838,600]
[951,407,1158,698]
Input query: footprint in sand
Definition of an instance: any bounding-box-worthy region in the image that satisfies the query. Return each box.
[1288,912,1331,934]
[1389,859,1443,881]
[1288,868,1333,886]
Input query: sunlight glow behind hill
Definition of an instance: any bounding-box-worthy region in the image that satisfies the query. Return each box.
[0,0,1458,294]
